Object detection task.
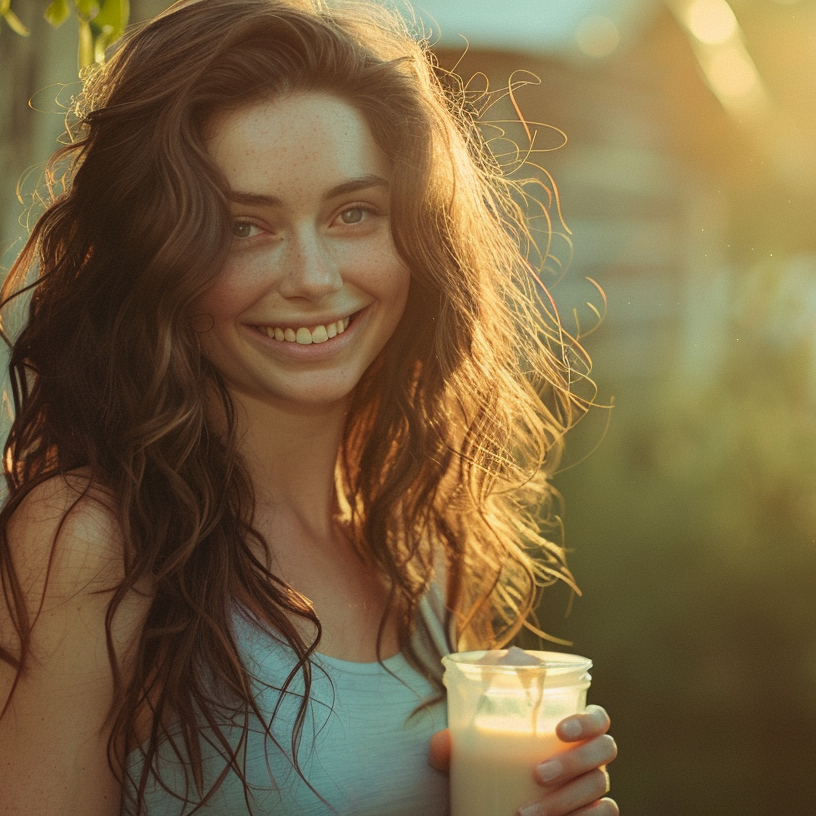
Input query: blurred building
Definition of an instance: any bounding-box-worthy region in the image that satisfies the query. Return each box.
[403,0,816,391]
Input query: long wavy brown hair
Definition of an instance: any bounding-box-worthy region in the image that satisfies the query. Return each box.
[0,0,592,809]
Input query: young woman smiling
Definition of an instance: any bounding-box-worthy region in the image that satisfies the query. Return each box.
[0,1,617,814]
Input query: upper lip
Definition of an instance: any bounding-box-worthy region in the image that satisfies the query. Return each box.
[248,309,362,330]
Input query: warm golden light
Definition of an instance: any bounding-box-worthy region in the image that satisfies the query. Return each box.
[705,43,759,98]
[669,0,769,120]
[576,16,620,59]
[685,0,738,45]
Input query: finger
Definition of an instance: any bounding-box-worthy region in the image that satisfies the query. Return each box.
[569,798,620,816]
[556,705,611,742]
[535,734,618,786]
[428,728,451,773]
[516,768,612,816]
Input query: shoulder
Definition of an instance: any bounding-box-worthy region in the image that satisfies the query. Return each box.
[0,475,149,815]
[4,473,127,600]
[1,473,153,664]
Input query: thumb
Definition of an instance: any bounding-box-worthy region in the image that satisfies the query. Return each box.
[428,729,452,774]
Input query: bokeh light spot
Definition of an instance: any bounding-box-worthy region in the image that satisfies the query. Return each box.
[686,0,738,45]
[707,43,759,98]
[576,16,620,59]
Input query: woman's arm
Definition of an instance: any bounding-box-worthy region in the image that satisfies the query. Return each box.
[429,705,618,816]
[0,478,152,816]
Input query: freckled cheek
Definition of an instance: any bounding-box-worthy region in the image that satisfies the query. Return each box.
[191,260,268,322]
[358,243,411,300]
[362,268,410,321]
[392,262,413,306]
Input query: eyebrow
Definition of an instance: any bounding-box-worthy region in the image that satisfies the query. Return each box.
[226,174,390,208]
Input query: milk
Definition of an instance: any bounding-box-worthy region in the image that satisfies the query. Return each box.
[450,722,569,816]
[442,650,593,816]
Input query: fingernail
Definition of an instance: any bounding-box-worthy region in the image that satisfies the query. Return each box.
[516,804,540,816]
[560,719,582,740]
[536,759,562,783]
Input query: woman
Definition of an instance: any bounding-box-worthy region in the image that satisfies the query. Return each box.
[0,1,617,814]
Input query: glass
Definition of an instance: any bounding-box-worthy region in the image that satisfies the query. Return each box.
[442,649,593,816]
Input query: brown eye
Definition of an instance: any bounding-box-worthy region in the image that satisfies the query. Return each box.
[231,221,255,238]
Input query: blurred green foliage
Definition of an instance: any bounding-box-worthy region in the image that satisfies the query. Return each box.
[1,0,129,67]
[548,255,816,814]
[0,0,28,35]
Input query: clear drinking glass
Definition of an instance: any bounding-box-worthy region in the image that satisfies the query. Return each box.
[442,649,593,816]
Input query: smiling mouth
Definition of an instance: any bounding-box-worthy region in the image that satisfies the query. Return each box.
[255,314,354,345]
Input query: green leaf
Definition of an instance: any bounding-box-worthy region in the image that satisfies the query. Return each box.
[75,0,100,22]
[3,7,30,35]
[44,0,70,28]
[78,17,94,68]
[93,0,128,37]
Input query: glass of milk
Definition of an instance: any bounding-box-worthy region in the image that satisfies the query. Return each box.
[442,647,592,816]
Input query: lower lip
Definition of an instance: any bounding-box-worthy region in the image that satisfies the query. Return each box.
[245,309,367,360]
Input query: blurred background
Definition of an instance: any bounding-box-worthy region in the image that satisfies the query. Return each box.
[2,0,815,813]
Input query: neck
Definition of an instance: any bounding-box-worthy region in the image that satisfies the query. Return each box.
[230,393,347,521]
[209,388,398,661]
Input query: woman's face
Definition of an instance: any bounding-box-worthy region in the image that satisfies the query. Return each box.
[193,92,410,414]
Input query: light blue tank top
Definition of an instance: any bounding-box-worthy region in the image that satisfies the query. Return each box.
[122,593,451,815]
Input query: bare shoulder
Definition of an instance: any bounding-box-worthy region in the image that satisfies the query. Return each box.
[4,473,128,601]
[1,472,153,664]
[1,476,151,815]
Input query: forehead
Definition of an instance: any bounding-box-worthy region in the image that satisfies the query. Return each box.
[206,93,390,199]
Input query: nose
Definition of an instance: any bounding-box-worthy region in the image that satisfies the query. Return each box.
[277,228,343,301]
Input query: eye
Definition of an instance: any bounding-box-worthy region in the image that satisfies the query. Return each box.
[338,207,366,225]
[231,221,261,239]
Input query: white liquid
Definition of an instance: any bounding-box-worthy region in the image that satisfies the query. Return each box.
[450,725,570,816]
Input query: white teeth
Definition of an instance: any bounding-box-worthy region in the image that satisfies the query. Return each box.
[262,317,352,344]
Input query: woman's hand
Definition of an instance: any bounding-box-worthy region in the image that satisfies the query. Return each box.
[428,705,619,816]
[516,705,618,816]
